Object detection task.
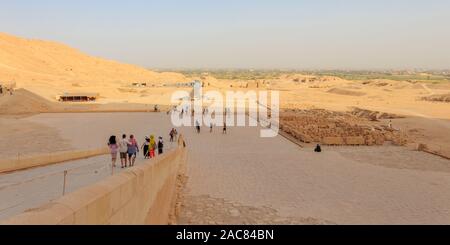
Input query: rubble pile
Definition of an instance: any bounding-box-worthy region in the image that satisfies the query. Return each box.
[280,109,408,146]
[350,107,404,121]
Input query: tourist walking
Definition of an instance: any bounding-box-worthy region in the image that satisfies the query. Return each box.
[127,135,139,167]
[149,135,156,158]
[196,120,201,134]
[142,137,150,159]
[118,134,129,168]
[158,137,164,155]
[210,123,213,133]
[170,128,175,142]
[108,136,119,168]
[223,122,227,134]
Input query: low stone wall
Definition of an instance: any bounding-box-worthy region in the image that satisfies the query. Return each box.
[2,137,187,225]
[0,148,109,174]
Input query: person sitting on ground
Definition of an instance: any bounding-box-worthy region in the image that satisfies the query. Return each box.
[314,144,322,153]
[127,135,139,167]
[158,137,164,155]
[118,134,129,168]
[108,136,118,168]
[141,137,150,159]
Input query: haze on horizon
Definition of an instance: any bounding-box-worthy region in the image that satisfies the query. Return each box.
[1,0,450,70]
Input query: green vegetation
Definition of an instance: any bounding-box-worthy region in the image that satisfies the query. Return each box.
[307,70,450,84]
[156,69,450,83]
[162,69,286,80]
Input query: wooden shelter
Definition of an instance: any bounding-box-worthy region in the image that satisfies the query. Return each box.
[58,92,99,102]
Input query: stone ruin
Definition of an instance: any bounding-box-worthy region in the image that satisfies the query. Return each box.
[350,107,404,121]
[280,109,408,146]
[421,93,450,103]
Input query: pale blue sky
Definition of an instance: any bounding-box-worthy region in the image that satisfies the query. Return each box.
[1,0,449,69]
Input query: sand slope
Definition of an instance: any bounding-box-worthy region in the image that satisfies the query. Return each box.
[0,89,61,114]
[0,32,186,100]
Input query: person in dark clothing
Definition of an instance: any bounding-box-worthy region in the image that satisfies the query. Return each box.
[169,128,175,142]
[195,121,201,134]
[223,122,227,134]
[314,144,322,153]
[158,137,164,155]
[141,137,150,159]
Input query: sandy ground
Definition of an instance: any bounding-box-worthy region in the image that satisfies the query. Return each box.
[391,117,450,158]
[0,117,73,159]
[1,113,449,224]
[0,32,187,102]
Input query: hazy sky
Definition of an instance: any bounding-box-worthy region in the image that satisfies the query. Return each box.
[1,0,450,70]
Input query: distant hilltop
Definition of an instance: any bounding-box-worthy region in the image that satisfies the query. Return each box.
[0,32,186,99]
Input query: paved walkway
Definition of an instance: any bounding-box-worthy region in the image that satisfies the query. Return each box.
[1,113,449,224]
[179,123,450,225]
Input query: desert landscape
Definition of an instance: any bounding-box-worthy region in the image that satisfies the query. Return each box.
[1,32,450,225]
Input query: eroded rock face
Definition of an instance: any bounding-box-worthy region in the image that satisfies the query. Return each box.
[280,109,408,146]
[350,107,404,121]
[421,93,450,103]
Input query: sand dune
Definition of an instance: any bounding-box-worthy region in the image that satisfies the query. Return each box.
[327,88,367,97]
[0,89,61,115]
[0,32,186,100]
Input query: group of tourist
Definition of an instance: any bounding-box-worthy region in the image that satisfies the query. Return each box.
[195,121,228,134]
[107,132,168,169]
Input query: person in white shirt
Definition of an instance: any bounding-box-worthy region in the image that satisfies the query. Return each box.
[118,134,130,168]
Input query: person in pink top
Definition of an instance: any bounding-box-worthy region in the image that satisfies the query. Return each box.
[108,136,119,168]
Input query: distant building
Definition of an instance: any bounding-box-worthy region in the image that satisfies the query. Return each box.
[131,83,148,87]
[193,80,202,100]
[58,92,99,102]
[163,81,200,88]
